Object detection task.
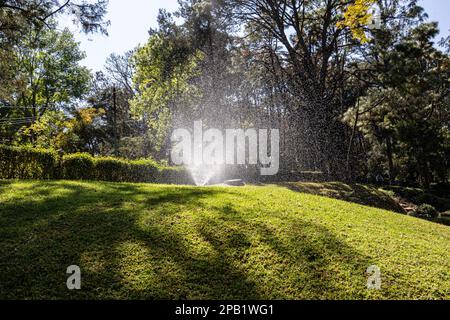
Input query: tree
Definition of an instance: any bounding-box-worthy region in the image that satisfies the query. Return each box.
[131,1,258,162]
[57,107,105,154]
[337,0,377,43]
[0,0,109,36]
[0,0,109,115]
[131,31,203,160]
[1,27,91,144]
[344,22,450,187]
[17,109,67,149]
[229,0,363,178]
[105,51,136,96]
[87,68,146,158]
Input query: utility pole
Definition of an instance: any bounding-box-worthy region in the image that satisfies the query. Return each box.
[112,86,119,156]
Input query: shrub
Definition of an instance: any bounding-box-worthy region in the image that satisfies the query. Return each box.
[128,159,161,183]
[0,144,58,179]
[413,204,439,219]
[95,157,129,182]
[0,144,193,184]
[158,166,192,185]
[95,158,161,183]
[61,153,96,180]
[61,153,192,184]
[415,193,449,212]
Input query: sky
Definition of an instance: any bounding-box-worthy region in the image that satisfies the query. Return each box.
[59,0,180,71]
[60,0,450,72]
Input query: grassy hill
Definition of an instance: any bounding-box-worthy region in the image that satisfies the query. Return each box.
[0,180,449,300]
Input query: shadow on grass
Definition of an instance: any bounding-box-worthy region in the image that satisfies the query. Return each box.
[0,180,373,299]
[279,182,404,213]
[197,203,375,299]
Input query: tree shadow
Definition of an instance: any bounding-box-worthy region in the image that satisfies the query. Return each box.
[0,181,380,300]
[196,204,377,299]
[0,181,260,299]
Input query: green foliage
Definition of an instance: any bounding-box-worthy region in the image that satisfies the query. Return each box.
[61,153,96,180]
[383,185,450,213]
[87,61,138,158]
[17,27,91,109]
[96,157,159,183]
[62,152,192,184]
[17,110,68,148]
[0,1,109,38]
[1,27,92,145]
[131,33,203,158]
[57,107,106,154]
[344,22,450,186]
[0,1,106,104]
[0,144,191,184]
[1,0,449,189]
[0,145,58,179]
[414,204,439,219]
[158,165,192,185]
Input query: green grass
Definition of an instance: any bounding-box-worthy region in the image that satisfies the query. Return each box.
[0,180,449,300]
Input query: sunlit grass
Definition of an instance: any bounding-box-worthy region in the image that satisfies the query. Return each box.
[0,180,449,300]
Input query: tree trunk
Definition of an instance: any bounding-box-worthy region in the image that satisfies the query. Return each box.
[386,136,394,184]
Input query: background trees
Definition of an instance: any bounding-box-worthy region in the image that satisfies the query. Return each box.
[345,22,450,187]
[0,0,448,188]
[1,27,91,144]
[0,0,108,103]
[0,0,108,147]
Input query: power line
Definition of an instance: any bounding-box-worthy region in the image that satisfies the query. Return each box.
[0,119,34,125]
[0,123,32,126]
[0,117,34,121]
[0,117,34,122]
[0,106,37,109]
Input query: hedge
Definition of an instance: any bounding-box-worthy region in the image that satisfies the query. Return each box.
[0,145,58,179]
[61,153,192,184]
[62,153,96,180]
[0,145,192,184]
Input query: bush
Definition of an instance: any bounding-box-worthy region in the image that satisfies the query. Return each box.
[158,166,192,185]
[95,157,129,182]
[413,204,439,219]
[61,153,192,184]
[95,158,161,183]
[0,144,192,184]
[61,153,95,180]
[0,144,58,179]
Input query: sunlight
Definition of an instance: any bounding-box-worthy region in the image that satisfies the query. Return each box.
[188,164,224,186]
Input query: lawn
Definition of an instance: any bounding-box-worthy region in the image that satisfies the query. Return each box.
[0,180,449,300]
